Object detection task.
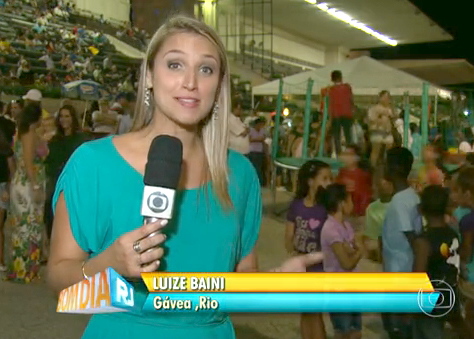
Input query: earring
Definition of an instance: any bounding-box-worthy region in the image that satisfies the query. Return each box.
[144,88,151,107]
[213,103,219,120]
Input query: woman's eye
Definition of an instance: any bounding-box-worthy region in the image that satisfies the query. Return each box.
[200,66,213,75]
[168,62,181,70]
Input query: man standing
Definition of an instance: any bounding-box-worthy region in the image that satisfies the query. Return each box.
[328,70,354,156]
[228,101,249,156]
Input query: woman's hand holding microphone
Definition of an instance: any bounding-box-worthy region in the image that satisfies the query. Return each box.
[104,219,168,278]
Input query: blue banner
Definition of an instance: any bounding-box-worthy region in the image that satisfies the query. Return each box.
[141,293,439,313]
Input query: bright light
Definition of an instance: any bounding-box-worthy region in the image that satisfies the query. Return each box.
[316,2,328,10]
[438,89,451,99]
[464,110,469,117]
[283,108,290,116]
[306,1,397,46]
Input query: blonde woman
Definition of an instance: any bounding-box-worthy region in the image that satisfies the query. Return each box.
[47,16,320,338]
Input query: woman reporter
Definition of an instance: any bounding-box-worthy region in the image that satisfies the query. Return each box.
[47,16,317,338]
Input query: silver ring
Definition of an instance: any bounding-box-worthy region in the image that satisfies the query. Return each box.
[133,241,141,253]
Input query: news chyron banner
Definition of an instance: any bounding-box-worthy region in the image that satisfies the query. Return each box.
[57,269,454,315]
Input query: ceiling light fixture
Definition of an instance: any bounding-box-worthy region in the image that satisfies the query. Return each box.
[307,1,398,46]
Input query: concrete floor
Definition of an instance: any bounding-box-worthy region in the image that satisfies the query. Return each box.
[0,189,449,339]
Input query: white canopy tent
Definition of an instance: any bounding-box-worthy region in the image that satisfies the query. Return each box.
[253,56,443,96]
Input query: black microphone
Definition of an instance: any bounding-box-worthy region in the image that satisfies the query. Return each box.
[141,135,183,226]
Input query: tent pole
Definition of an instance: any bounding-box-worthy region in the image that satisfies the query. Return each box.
[318,95,329,157]
[302,78,314,160]
[403,91,409,148]
[271,78,284,213]
[421,83,430,148]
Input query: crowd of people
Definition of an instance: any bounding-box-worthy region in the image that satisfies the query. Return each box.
[0,4,472,339]
[0,0,140,96]
[283,146,474,339]
[0,87,135,281]
[227,71,474,339]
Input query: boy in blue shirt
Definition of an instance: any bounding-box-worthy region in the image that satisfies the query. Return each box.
[382,147,423,339]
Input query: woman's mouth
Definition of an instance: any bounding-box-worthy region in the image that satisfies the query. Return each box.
[176,97,200,108]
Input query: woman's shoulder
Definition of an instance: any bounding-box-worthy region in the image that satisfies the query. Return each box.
[68,136,113,166]
[228,150,254,175]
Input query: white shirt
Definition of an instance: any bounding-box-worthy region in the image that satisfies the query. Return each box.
[228,113,249,154]
[459,141,473,153]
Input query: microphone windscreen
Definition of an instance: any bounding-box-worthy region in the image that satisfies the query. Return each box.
[144,135,183,189]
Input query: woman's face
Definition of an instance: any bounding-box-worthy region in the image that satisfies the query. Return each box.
[380,93,391,106]
[309,167,332,192]
[11,102,22,118]
[148,32,221,128]
[59,108,73,130]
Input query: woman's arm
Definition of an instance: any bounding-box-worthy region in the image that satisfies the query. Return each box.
[21,130,38,185]
[331,242,362,271]
[285,221,295,253]
[235,248,323,273]
[47,193,109,293]
[47,193,166,294]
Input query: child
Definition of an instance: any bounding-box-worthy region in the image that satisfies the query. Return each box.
[417,144,445,191]
[382,147,423,339]
[413,185,469,339]
[286,160,332,339]
[319,184,363,339]
[364,177,393,262]
[337,144,372,232]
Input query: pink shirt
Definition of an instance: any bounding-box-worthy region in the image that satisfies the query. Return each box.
[321,215,357,272]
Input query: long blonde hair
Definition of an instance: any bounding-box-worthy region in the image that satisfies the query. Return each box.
[132,15,232,208]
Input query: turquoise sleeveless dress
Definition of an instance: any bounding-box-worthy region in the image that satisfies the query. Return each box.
[52,136,262,338]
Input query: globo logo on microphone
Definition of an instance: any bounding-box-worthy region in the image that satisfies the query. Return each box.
[147,191,169,213]
[141,186,176,219]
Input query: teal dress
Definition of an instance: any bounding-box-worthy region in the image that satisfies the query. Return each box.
[52,136,262,338]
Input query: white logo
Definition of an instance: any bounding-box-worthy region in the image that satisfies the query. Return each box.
[116,279,134,307]
[417,279,455,318]
[147,191,169,213]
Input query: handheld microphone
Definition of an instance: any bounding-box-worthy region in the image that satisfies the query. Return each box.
[141,135,183,225]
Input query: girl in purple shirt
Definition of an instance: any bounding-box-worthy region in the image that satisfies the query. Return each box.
[286,160,332,339]
[319,183,363,339]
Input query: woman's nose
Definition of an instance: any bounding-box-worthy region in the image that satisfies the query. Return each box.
[183,70,197,91]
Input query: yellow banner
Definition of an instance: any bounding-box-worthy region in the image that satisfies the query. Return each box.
[141,273,433,293]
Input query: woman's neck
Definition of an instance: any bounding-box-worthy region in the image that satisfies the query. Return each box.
[64,127,72,136]
[142,116,203,159]
[303,194,315,207]
[331,210,344,224]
